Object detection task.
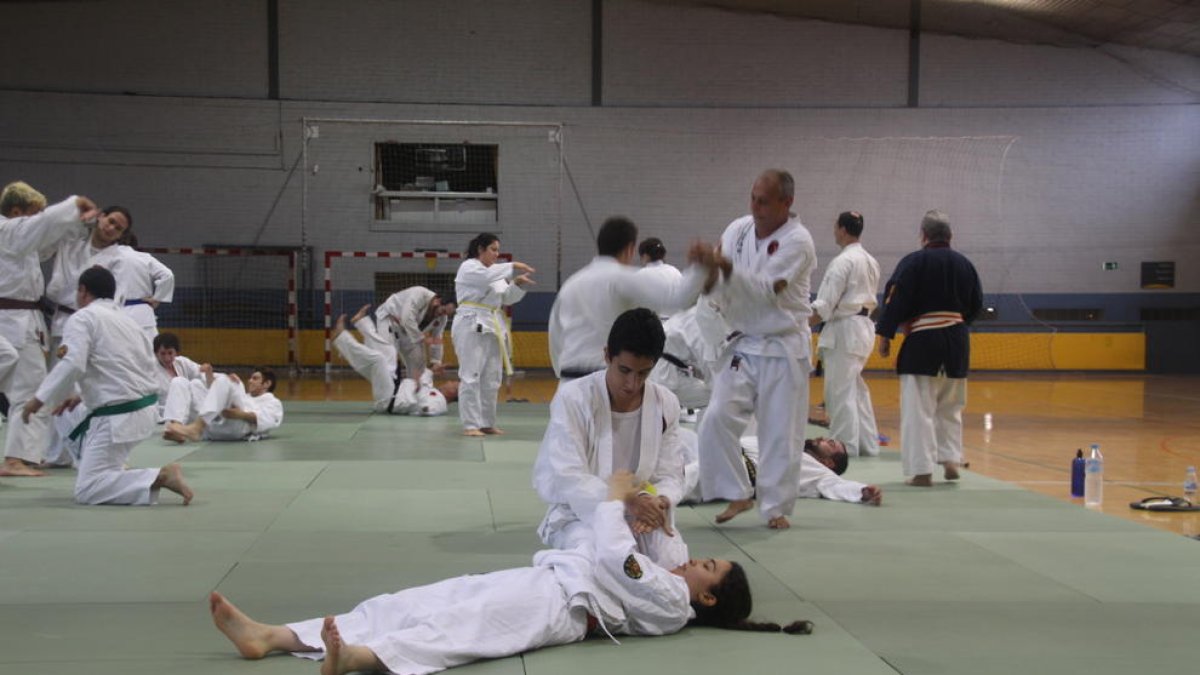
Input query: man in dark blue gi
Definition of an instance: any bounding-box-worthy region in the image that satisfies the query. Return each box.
[875,210,983,486]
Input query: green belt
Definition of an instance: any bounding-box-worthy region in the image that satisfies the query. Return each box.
[68,393,158,442]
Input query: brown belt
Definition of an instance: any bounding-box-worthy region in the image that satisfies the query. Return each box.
[0,298,41,311]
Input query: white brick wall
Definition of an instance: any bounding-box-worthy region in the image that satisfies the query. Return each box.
[0,0,1196,297]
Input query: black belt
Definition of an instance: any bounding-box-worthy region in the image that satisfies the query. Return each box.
[0,298,41,311]
[559,368,601,379]
[660,352,689,370]
[858,307,870,317]
[386,376,404,414]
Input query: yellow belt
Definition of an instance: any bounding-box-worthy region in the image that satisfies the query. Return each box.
[461,301,513,376]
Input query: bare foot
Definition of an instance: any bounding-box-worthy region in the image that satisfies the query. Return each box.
[319,616,380,675]
[332,314,347,340]
[906,474,933,487]
[156,463,194,505]
[0,458,45,477]
[768,516,791,530]
[463,429,485,437]
[715,498,755,524]
[941,461,961,480]
[163,421,201,443]
[480,427,505,435]
[210,592,273,660]
[351,304,371,324]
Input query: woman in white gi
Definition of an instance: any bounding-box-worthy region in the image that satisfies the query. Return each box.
[450,233,534,436]
[210,473,790,675]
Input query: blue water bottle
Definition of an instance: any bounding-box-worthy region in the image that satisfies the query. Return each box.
[1070,449,1085,498]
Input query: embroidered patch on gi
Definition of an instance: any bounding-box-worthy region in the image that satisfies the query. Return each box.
[767,240,779,255]
[56,344,68,359]
[623,554,643,579]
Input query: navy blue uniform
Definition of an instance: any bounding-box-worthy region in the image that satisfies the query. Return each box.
[875,242,982,378]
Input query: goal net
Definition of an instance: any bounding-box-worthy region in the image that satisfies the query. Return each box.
[144,247,298,371]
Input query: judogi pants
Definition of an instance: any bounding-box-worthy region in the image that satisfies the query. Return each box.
[452,329,501,430]
[163,376,253,440]
[899,373,966,477]
[334,322,395,412]
[2,325,50,464]
[820,345,880,457]
[286,567,584,675]
[74,408,158,505]
[698,352,809,521]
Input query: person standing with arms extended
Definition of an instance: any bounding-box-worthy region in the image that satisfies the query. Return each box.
[451,233,534,437]
[875,210,983,487]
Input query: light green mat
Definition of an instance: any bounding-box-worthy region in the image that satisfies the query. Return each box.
[0,404,1195,674]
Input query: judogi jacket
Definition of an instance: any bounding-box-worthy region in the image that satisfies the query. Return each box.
[534,371,686,545]
[534,500,694,637]
[712,215,816,361]
[811,242,880,359]
[375,286,447,371]
[0,197,87,346]
[549,257,706,377]
[875,241,983,378]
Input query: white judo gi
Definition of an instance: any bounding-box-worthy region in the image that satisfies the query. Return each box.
[697,215,816,522]
[450,259,526,431]
[648,300,731,411]
[162,375,283,441]
[682,434,869,504]
[533,372,688,568]
[34,298,161,505]
[637,261,683,319]
[333,318,448,416]
[375,286,447,377]
[549,257,706,378]
[811,242,880,457]
[0,197,88,466]
[45,236,125,347]
[111,248,174,337]
[285,500,694,675]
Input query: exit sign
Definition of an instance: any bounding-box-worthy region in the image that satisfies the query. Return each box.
[1102,262,1119,271]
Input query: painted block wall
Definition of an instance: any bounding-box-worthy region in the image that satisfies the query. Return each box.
[0,0,1196,305]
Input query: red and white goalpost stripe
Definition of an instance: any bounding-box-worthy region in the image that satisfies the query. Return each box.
[140,247,300,371]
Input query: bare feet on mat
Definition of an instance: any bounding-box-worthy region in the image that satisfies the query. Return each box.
[463,429,485,437]
[480,427,505,435]
[906,474,933,487]
[332,314,347,339]
[320,615,381,675]
[715,498,755,524]
[941,461,960,480]
[351,304,371,324]
[768,515,791,530]
[210,592,273,659]
[0,458,44,477]
[156,463,193,505]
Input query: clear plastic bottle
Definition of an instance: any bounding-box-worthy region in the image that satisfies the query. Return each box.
[1084,444,1103,507]
[1184,466,1197,500]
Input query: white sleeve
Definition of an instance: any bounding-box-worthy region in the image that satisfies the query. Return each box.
[0,197,85,257]
[811,254,848,321]
[250,395,283,433]
[532,388,609,525]
[36,312,91,405]
[590,501,691,636]
[798,454,867,502]
[647,393,686,505]
[613,265,706,315]
[146,253,175,303]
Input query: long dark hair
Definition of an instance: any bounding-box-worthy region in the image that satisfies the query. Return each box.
[690,562,815,635]
[466,233,499,259]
